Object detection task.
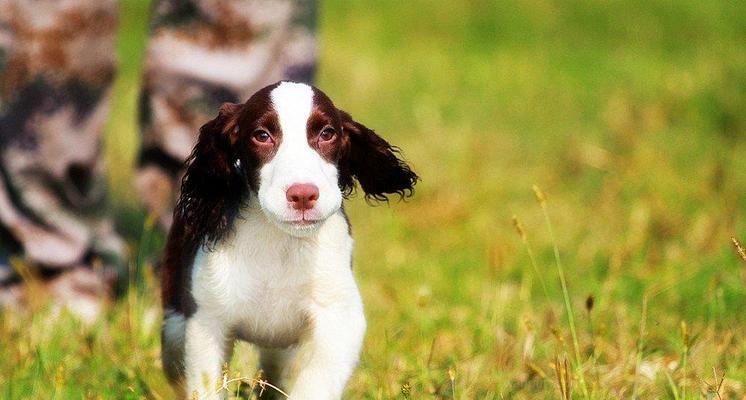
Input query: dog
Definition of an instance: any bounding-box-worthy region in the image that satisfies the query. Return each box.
[160,81,417,399]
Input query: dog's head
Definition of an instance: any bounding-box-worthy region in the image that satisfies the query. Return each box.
[176,81,418,243]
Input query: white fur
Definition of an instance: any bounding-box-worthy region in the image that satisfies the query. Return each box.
[181,203,365,399]
[174,82,365,399]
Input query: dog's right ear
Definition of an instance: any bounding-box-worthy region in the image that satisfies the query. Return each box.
[338,110,418,201]
[176,103,245,247]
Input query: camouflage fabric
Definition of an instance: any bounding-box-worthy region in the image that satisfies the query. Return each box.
[0,0,317,317]
[137,0,317,228]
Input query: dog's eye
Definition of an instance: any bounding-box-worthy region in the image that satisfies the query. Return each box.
[252,129,272,144]
[319,127,336,142]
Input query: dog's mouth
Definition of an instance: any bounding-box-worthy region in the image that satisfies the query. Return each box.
[281,210,324,229]
[285,218,320,227]
[277,217,323,236]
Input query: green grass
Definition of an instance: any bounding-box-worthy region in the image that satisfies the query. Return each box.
[2,0,746,398]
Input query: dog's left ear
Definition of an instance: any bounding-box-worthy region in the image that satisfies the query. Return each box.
[338,110,418,200]
[176,102,245,247]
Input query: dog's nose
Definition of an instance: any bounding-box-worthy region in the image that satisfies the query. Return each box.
[286,183,319,211]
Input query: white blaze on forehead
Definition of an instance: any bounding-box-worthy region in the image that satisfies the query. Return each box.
[270,82,314,143]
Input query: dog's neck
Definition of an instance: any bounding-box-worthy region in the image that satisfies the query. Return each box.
[190,199,353,319]
[208,198,352,270]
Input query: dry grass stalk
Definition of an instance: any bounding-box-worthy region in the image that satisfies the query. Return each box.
[401,382,411,399]
[633,295,648,398]
[703,367,725,400]
[448,367,457,399]
[217,371,290,399]
[680,320,689,399]
[732,237,746,263]
[512,215,550,300]
[553,356,572,400]
[533,185,590,399]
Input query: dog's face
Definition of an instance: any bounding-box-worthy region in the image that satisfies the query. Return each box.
[251,83,346,235]
[177,81,418,242]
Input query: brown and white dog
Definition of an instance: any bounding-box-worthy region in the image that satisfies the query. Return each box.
[160,81,417,399]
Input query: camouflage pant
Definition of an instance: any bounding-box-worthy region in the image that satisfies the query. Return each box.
[0,0,317,317]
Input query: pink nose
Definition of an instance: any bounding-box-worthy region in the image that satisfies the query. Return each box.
[286,183,319,211]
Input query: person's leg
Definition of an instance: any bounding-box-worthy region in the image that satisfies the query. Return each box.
[0,0,126,320]
[137,0,319,229]
[0,0,320,320]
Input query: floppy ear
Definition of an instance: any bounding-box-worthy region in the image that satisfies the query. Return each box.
[175,103,246,247]
[338,110,418,201]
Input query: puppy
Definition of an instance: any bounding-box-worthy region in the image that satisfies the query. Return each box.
[160,81,417,399]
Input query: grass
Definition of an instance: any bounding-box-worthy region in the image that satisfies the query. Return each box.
[2,0,746,398]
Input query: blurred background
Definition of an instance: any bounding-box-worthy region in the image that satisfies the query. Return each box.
[1,0,745,398]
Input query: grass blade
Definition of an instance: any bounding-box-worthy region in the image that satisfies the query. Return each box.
[533,185,589,399]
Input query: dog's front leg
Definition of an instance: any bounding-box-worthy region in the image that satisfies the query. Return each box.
[183,312,230,400]
[286,303,366,399]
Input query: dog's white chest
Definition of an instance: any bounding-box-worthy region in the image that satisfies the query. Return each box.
[190,207,352,348]
[230,257,313,348]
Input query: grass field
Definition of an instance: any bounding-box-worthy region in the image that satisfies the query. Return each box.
[2,0,746,398]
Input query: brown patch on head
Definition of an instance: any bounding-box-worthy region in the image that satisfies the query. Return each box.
[307,88,345,162]
[232,83,284,189]
[217,102,241,141]
[304,84,419,200]
[173,83,284,246]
